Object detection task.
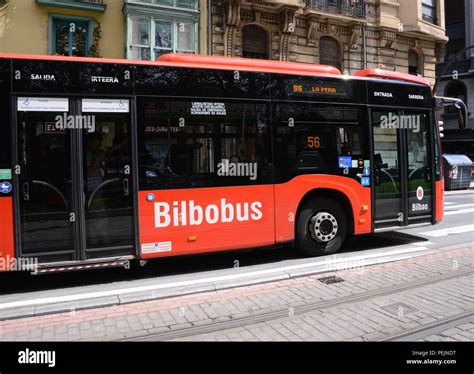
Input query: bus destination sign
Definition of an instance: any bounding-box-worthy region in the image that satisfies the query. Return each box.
[287,80,350,98]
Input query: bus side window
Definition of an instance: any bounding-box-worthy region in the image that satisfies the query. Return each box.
[274,104,368,182]
[336,126,362,156]
[138,98,273,189]
[137,98,173,190]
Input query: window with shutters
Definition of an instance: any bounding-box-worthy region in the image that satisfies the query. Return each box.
[408,50,423,76]
[242,25,268,60]
[319,36,342,71]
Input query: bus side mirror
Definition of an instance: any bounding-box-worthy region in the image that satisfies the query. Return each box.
[434,96,468,130]
[454,102,467,130]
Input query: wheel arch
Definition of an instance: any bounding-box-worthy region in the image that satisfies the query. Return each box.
[295,188,355,238]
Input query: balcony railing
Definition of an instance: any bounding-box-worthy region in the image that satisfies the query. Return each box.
[305,0,366,19]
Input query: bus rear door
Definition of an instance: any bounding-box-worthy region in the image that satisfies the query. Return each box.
[372,110,433,229]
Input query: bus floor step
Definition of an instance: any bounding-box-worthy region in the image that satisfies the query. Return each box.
[34,260,130,275]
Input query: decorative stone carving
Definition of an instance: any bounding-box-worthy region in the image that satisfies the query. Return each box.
[435,43,446,60]
[328,22,338,35]
[255,10,262,23]
[224,0,240,26]
[280,7,296,33]
[279,7,297,61]
[223,0,241,56]
[381,39,393,49]
[307,17,320,45]
[379,28,398,51]
[280,33,291,61]
[350,23,362,50]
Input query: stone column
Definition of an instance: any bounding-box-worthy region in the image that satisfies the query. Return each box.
[279,7,296,61]
[223,0,240,57]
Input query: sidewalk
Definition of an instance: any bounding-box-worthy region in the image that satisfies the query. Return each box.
[0,243,472,341]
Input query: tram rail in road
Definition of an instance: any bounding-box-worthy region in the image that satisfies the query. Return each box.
[122,267,474,342]
[379,312,474,342]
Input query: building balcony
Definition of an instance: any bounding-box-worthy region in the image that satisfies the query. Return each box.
[37,0,107,13]
[436,57,474,77]
[304,0,366,20]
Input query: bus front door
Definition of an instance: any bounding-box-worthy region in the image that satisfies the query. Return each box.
[16,97,75,262]
[15,97,135,264]
[80,99,135,259]
[372,110,433,229]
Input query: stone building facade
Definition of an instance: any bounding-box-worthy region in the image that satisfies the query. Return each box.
[209,0,448,84]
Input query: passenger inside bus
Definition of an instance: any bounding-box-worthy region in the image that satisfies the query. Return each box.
[86,132,106,195]
[169,130,203,176]
[106,134,130,178]
[30,134,51,181]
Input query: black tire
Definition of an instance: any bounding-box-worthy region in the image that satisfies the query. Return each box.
[296,197,348,256]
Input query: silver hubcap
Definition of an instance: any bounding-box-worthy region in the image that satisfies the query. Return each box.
[310,212,338,243]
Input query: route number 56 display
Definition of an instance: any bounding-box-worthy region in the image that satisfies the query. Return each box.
[307,136,321,149]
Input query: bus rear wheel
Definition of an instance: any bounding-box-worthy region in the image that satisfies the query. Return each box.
[296,198,348,256]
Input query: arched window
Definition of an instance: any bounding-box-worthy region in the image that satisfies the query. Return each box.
[242,25,268,59]
[408,50,423,76]
[446,81,467,114]
[319,36,341,70]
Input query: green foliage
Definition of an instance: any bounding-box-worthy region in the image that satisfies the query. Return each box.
[90,21,102,58]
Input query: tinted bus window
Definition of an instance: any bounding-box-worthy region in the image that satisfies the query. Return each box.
[138,98,272,190]
[135,66,270,99]
[274,104,368,183]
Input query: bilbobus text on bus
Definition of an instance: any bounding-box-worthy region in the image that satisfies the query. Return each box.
[0,53,456,274]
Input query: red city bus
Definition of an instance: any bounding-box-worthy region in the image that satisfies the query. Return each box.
[0,53,456,274]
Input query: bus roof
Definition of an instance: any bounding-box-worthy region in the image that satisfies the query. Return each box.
[0,52,431,88]
[157,53,342,77]
[354,68,431,87]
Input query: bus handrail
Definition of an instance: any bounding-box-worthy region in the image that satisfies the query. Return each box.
[87,178,120,210]
[378,169,399,193]
[31,180,69,210]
